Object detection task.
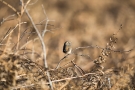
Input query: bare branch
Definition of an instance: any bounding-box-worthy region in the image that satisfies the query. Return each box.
[0,14,16,25]
[55,54,70,69]
[24,6,53,90]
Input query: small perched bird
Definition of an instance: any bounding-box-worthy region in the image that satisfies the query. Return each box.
[63,41,72,54]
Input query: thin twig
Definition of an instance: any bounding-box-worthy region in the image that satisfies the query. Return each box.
[12,27,29,50]
[16,0,30,51]
[28,0,38,5]
[41,5,55,37]
[0,0,20,16]
[0,27,11,44]
[15,38,36,54]
[41,5,49,37]
[0,14,16,25]
[55,54,70,69]
[1,22,27,46]
[75,45,134,53]
[71,60,85,76]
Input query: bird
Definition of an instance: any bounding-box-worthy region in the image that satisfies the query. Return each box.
[63,41,72,54]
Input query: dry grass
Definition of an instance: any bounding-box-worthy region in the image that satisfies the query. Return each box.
[0,0,135,90]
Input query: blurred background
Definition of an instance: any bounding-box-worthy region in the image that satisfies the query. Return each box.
[0,0,135,71]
